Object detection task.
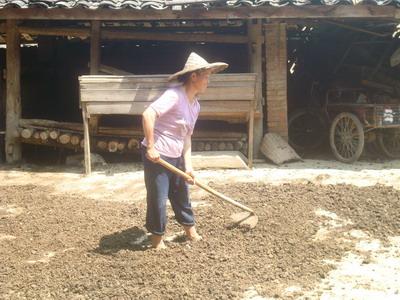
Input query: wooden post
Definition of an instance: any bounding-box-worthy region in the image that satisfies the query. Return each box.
[265,22,288,139]
[5,20,21,163]
[89,20,100,134]
[82,106,91,174]
[90,20,100,74]
[247,19,263,160]
[248,105,254,168]
[81,20,100,174]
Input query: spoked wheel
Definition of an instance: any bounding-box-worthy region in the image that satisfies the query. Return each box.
[329,112,364,163]
[376,128,400,159]
[288,109,327,154]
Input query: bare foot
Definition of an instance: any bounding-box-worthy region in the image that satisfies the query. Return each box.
[183,225,203,242]
[150,234,167,250]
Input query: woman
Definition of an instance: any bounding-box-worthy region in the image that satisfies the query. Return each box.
[141,52,228,249]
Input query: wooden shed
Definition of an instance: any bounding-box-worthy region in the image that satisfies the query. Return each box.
[0,1,399,166]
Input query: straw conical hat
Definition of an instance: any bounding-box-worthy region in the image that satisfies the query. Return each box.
[168,52,228,81]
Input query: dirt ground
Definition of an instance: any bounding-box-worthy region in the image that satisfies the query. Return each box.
[1,159,400,299]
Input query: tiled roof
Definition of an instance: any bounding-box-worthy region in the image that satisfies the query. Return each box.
[0,0,398,10]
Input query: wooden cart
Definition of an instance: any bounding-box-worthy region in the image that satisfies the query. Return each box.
[325,87,400,163]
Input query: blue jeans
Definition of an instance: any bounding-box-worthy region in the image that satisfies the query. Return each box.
[142,147,195,236]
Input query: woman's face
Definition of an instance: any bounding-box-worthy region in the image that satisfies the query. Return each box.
[191,70,212,94]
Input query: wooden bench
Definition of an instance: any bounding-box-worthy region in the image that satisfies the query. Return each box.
[79,73,257,174]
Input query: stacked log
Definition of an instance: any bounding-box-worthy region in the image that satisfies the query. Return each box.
[70,135,81,146]
[33,131,40,139]
[21,128,33,139]
[97,140,108,150]
[17,119,249,155]
[49,130,59,140]
[19,126,83,150]
[39,131,49,141]
[117,142,126,151]
[107,141,119,152]
[192,140,247,152]
[128,138,140,150]
[59,133,71,144]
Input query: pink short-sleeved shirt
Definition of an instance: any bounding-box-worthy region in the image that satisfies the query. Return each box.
[142,86,200,158]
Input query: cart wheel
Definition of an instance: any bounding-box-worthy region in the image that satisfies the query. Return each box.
[288,109,327,154]
[377,128,400,159]
[329,112,364,163]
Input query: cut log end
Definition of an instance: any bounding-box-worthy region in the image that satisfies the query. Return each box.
[108,141,119,152]
[59,133,71,144]
[39,131,49,141]
[128,138,139,150]
[70,135,81,146]
[97,140,108,150]
[49,130,59,140]
[21,128,34,139]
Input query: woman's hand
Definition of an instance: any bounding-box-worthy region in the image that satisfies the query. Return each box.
[185,169,195,185]
[146,147,160,162]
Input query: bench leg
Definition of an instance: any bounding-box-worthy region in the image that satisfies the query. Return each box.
[82,108,91,175]
[248,106,254,168]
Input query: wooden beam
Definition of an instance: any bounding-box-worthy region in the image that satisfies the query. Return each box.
[17,26,247,44]
[18,26,89,38]
[90,21,100,75]
[101,30,248,43]
[5,20,21,163]
[247,19,263,159]
[89,20,101,134]
[265,22,288,139]
[99,64,133,75]
[0,6,397,21]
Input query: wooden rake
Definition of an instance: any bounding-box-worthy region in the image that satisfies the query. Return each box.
[157,158,259,229]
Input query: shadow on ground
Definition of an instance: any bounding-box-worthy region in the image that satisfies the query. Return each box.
[95,226,148,254]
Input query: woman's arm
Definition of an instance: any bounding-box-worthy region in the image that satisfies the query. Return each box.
[142,108,160,162]
[183,135,195,184]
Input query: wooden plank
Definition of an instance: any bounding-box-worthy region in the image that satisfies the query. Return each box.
[80,79,256,89]
[192,151,249,170]
[19,118,83,131]
[260,133,301,165]
[85,101,252,115]
[79,73,256,83]
[16,25,247,44]
[80,87,256,102]
[5,20,21,163]
[0,6,397,20]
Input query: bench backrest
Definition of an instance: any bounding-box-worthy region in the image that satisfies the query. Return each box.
[79,73,257,121]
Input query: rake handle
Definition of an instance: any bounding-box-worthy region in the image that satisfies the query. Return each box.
[157,158,254,214]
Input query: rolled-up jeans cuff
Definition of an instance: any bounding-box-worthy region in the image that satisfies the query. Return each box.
[178,221,195,227]
[145,225,164,236]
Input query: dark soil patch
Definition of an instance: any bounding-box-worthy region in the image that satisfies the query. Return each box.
[0,183,399,299]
